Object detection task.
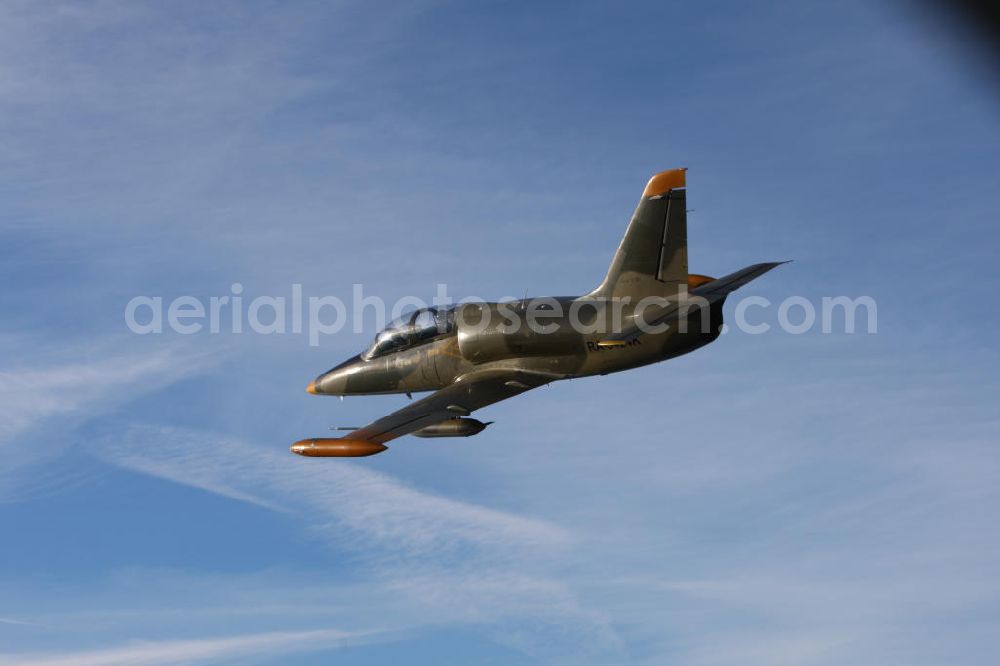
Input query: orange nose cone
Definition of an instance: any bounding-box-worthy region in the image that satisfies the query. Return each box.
[306,380,317,395]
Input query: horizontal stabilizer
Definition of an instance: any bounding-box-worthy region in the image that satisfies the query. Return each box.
[691,261,789,300]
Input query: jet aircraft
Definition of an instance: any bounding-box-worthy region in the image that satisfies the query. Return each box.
[292,168,784,457]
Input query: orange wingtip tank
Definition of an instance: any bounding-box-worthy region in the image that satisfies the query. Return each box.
[290,438,387,457]
[642,168,686,198]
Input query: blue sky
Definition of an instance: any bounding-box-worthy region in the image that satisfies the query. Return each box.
[1,1,998,664]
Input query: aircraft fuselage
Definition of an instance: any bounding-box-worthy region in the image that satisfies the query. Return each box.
[309,296,724,397]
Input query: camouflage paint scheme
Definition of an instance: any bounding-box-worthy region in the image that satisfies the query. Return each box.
[293,169,783,456]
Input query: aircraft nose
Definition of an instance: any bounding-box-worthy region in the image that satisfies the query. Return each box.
[306,355,374,396]
[307,365,351,396]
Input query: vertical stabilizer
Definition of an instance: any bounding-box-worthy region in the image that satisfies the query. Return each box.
[589,168,688,300]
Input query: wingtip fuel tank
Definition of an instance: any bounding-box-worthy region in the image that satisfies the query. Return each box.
[290,438,388,457]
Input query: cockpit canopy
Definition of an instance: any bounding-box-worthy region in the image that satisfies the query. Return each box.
[362,307,456,360]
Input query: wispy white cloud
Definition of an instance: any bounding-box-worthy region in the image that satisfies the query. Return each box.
[678,631,854,666]
[0,616,37,626]
[1,564,620,663]
[81,426,617,659]
[0,627,384,666]
[90,423,569,560]
[0,347,211,444]
[0,340,222,502]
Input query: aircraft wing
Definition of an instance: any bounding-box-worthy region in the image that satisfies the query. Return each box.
[345,369,562,444]
[599,261,788,346]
